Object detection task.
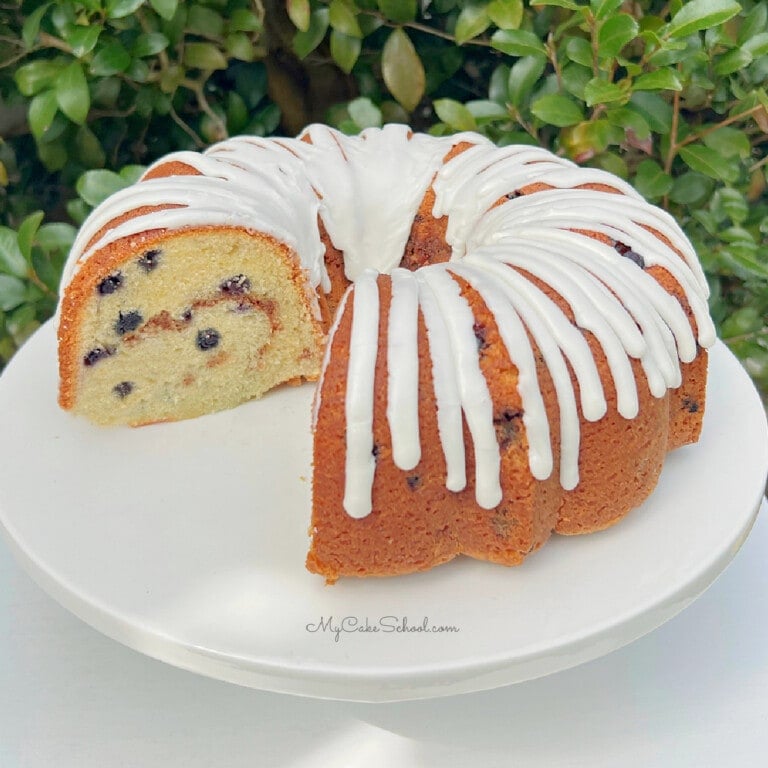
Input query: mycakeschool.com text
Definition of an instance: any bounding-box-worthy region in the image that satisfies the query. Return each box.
[305,615,461,642]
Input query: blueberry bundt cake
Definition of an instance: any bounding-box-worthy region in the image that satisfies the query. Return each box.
[56,125,715,581]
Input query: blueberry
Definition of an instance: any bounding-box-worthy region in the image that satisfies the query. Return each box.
[115,310,143,336]
[113,381,134,398]
[97,272,123,295]
[406,475,421,490]
[83,346,115,366]
[505,191,520,199]
[682,396,699,414]
[196,328,220,351]
[220,274,251,295]
[623,250,646,268]
[137,249,161,272]
[473,322,489,351]
[494,409,522,450]
[181,308,193,322]
[614,241,631,255]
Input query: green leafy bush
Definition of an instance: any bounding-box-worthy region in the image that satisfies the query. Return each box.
[1,0,767,401]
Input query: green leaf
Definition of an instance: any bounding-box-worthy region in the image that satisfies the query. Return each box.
[74,124,105,167]
[348,97,383,128]
[0,228,28,278]
[530,93,585,126]
[489,64,511,103]
[583,78,630,105]
[466,99,508,120]
[702,126,751,159]
[329,0,363,37]
[230,8,263,32]
[90,42,132,76]
[30,248,61,294]
[714,188,749,224]
[119,165,147,184]
[742,31,768,57]
[713,47,753,75]
[382,28,425,112]
[669,171,714,204]
[225,32,256,62]
[721,306,765,336]
[22,3,51,48]
[28,90,59,141]
[133,32,170,58]
[188,6,225,37]
[722,248,768,280]
[55,61,89,125]
[150,0,178,21]
[564,119,620,155]
[455,6,491,44]
[183,42,228,70]
[293,8,330,59]
[105,0,144,19]
[17,213,45,263]
[565,37,593,67]
[531,0,580,8]
[287,0,311,30]
[597,15,639,58]
[633,68,682,91]
[36,223,77,255]
[679,144,739,182]
[14,60,63,97]
[37,139,68,172]
[738,3,767,45]
[561,63,592,99]
[0,275,27,312]
[434,98,477,131]
[665,0,742,38]
[330,30,362,73]
[486,0,523,30]
[591,0,623,19]
[491,29,548,57]
[508,55,547,107]
[378,0,418,23]
[76,170,129,207]
[605,106,650,137]
[629,91,673,133]
[67,25,101,58]
[634,159,673,199]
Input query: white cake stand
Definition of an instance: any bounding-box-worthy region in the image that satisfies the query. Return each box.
[0,322,765,702]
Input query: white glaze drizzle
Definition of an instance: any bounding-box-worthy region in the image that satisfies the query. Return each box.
[414,269,466,493]
[343,270,380,519]
[446,261,553,481]
[460,255,585,490]
[386,269,421,470]
[58,127,717,519]
[418,266,502,510]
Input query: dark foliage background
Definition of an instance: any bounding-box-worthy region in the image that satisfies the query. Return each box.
[1,0,766,400]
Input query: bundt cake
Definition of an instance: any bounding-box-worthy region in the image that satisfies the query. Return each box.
[56,125,716,581]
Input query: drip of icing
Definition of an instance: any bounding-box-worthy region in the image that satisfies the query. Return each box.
[386,269,421,470]
[418,265,502,510]
[414,270,466,494]
[461,254,594,489]
[343,270,380,519]
[446,261,553,481]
